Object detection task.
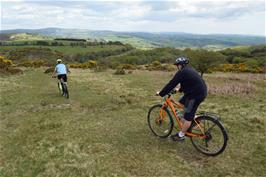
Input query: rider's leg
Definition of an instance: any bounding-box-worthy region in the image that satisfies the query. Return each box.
[61,75,68,97]
[172,97,204,141]
[63,74,68,85]
[181,120,192,134]
[60,79,65,95]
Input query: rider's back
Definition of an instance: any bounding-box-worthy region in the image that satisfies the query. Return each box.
[159,66,207,98]
[56,63,67,75]
[178,66,207,98]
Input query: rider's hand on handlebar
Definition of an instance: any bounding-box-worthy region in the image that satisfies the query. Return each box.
[175,84,180,91]
[170,85,180,94]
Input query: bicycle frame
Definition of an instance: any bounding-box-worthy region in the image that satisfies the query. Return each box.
[57,78,67,93]
[160,96,207,139]
[59,78,66,84]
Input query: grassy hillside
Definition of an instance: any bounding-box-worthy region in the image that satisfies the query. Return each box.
[0,44,134,64]
[128,33,266,49]
[102,34,159,49]
[0,33,52,41]
[1,28,265,49]
[8,33,52,41]
[0,69,265,177]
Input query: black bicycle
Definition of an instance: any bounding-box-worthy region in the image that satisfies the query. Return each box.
[56,77,69,99]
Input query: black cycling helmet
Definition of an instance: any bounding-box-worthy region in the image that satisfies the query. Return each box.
[174,56,189,67]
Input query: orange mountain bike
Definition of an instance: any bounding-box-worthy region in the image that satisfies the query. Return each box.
[147,91,228,156]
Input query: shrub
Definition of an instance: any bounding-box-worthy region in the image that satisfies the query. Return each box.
[146,61,163,71]
[87,60,97,68]
[152,60,162,67]
[232,57,246,64]
[119,64,136,70]
[211,63,265,73]
[0,56,23,75]
[145,61,175,71]
[114,66,126,75]
[135,65,145,70]
[94,65,108,72]
[69,63,82,68]
[7,68,23,75]
[0,56,13,69]
[44,67,54,74]
[69,60,97,69]
[162,64,176,71]
[18,60,46,68]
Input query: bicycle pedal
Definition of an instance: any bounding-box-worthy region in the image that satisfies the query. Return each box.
[170,134,185,142]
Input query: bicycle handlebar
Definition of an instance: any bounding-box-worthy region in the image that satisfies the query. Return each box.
[156,89,177,99]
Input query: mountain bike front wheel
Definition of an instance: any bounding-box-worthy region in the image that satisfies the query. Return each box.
[188,115,228,156]
[147,104,173,138]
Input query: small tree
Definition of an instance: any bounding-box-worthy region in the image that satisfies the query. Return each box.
[187,49,226,77]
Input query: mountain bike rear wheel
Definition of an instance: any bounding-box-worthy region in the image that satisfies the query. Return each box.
[62,83,69,99]
[147,104,173,138]
[188,115,228,156]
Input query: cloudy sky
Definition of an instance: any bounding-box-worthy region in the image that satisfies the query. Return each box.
[1,0,265,36]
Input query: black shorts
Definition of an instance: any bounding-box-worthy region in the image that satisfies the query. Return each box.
[179,95,206,121]
[57,74,67,82]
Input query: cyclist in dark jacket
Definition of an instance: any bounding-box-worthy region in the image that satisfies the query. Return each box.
[156,57,207,141]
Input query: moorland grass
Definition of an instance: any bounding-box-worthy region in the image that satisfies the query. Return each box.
[0,69,265,177]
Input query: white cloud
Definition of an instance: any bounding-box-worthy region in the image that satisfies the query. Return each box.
[1,0,265,35]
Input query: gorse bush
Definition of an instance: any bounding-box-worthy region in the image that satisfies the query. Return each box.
[18,60,46,68]
[0,56,23,74]
[146,61,163,71]
[0,56,13,69]
[119,64,136,70]
[145,61,176,71]
[69,60,97,69]
[210,63,265,73]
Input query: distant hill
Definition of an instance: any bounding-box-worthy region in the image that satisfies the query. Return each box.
[1,28,265,49]
[0,33,53,41]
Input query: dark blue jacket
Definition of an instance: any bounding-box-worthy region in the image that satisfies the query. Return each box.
[159,66,207,98]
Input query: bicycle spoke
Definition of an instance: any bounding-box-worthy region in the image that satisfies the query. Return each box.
[205,122,218,132]
[148,104,173,138]
[190,116,228,156]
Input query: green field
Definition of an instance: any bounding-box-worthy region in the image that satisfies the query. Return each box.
[0,69,266,177]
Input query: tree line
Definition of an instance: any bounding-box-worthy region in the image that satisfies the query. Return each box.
[0,39,126,47]
[1,42,265,74]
